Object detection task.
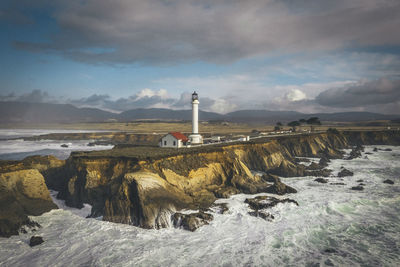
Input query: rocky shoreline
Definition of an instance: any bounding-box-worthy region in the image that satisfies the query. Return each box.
[0,130,399,237]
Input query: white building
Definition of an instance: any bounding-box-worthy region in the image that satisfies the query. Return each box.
[189,91,203,144]
[159,132,188,148]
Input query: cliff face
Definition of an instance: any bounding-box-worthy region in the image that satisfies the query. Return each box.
[0,169,58,237]
[56,132,355,228]
[2,130,398,234]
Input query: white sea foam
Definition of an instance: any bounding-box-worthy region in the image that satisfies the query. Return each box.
[0,145,399,266]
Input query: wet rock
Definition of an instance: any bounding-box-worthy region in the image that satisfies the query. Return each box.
[346,145,364,160]
[29,236,44,247]
[358,183,366,186]
[383,148,392,151]
[324,248,338,253]
[356,179,364,183]
[325,259,334,266]
[330,182,345,185]
[338,168,353,177]
[351,185,364,191]
[373,147,378,152]
[383,179,394,185]
[365,152,373,155]
[263,174,297,195]
[172,211,213,232]
[245,196,299,211]
[248,210,274,221]
[314,178,328,183]
[319,157,330,168]
[209,203,229,214]
[60,144,69,148]
[306,162,322,170]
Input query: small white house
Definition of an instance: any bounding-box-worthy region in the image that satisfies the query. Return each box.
[238,136,250,142]
[211,136,221,142]
[159,132,189,148]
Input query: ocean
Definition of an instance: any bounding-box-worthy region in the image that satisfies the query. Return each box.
[0,130,399,266]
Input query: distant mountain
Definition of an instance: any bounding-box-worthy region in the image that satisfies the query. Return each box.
[0,102,116,123]
[0,101,398,124]
[118,108,223,121]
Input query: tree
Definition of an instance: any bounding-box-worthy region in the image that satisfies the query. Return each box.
[299,119,307,124]
[306,117,321,132]
[274,122,283,131]
[287,121,300,132]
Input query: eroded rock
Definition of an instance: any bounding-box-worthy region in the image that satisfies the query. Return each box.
[351,185,364,191]
[245,196,299,210]
[262,174,297,195]
[29,236,44,247]
[0,169,57,237]
[338,169,353,177]
[314,178,328,183]
[172,211,213,231]
[383,179,394,184]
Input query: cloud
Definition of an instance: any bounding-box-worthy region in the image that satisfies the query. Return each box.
[7,0,400,64]
[0,89,51,103]
[315,78,400,108]
[284,89,307,102]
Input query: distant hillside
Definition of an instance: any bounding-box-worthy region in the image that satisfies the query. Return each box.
[0,101,398,124]
[0,102,116,123]
[118,108,224,121]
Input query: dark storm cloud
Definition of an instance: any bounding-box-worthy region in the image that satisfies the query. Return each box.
[315,78,400,108]
[5,0,400,64]
[69,89,178,112]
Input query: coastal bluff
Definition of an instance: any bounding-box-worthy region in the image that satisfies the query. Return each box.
[1,130,399,236]
[46,130,400,229]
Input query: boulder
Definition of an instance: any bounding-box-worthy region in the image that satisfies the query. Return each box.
[306,162,322,170]
[338,169,353,177]
[314,178,328,183]
[172,211,213,231]
[383,179,394,184]
[373,147,378,152]
[245,196,299,211]
[209,203,229,214]
[29,236,44,247]
[351,185,364,191]
[248,210,274,221]
[262,174,297,195]
[330,182,345,185]
[0,169,57,237]
[319,157,330,168]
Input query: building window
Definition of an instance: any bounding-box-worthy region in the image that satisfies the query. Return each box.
[173,141,176,146]
[164,140,167,146]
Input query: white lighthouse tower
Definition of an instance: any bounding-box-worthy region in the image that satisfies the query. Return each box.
[189,91,203,144]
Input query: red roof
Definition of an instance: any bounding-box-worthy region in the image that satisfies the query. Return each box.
[170,132,189,142]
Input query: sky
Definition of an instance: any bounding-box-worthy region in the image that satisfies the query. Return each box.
[0,0,400,114]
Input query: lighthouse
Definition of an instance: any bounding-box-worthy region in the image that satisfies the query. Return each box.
[189,91,203,144]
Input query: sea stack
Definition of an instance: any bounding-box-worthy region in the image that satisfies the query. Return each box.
[189,91,203,144]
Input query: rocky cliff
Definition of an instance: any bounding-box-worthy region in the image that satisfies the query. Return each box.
[1,130,399,235]
[51,130,399,230]
[0,169,58,237]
